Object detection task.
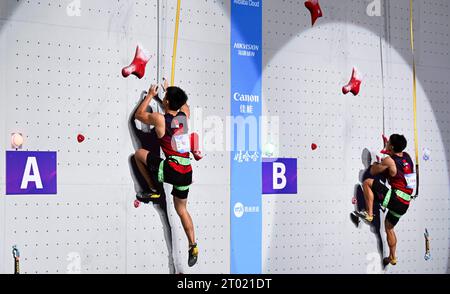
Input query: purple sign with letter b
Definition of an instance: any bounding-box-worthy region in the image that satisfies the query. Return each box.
[262,158,297,195]
[6,151,57,195]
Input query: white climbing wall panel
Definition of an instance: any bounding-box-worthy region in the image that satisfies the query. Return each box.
[262,0,450,274]
[0,19,7,273]
[156,0,230,274]
[0,0,229,274]
[1,0,449,275]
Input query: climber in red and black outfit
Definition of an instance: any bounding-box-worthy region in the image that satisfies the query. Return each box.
[359,134,416,267]
[134,84,200,267]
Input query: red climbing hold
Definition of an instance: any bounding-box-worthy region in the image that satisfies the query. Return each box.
[122,45,151,79]
[77,134,85,143]
[305,0,323,26]
[352,197,357,205]
[190,132,203,161]
[342,67,362,96]
[134,199,141,208]
[311,143,318,151]
[381,134,389,154]
[376,155,381,163]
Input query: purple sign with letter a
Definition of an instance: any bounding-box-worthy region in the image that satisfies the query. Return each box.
[6,151,57,195]
[262,158,297,195]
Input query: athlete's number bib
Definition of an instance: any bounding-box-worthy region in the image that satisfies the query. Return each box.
[405,173,417,189]
[173,134,191,153]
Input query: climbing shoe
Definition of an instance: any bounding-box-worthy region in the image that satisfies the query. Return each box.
[188,243,199,267]
[136,189,161,203]
[383,257,397,268]
[355,210,373,222]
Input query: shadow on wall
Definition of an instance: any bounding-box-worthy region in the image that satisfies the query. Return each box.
[351,148,386,263]
[128,91,176,274]
[0,2,19,33]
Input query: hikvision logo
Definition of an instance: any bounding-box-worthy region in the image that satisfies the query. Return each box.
[233,43,260,51]
[233,202,260,218]
[233,43,259,57]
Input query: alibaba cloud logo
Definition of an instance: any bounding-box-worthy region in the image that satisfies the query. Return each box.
[234,202,245,218]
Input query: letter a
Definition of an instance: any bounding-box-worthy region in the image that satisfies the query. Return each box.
[21,157,43,189]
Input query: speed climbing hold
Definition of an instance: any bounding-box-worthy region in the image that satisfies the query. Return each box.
[382,134,388,146]
[122,45,151,79]
[304,0,323,27]
[11,133,24,149]
[190,132,203,161]
[263,143,276,158]
[77,134,85,143]
[342,67,362,96]
[381,134,389,155]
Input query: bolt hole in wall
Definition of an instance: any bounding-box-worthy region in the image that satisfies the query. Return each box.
[0,0,449,274]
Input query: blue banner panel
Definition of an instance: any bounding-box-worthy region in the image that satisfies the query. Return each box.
[230,0,262,274]
[6,151,57,195]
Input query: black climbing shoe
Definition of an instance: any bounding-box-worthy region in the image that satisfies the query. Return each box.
[383,257,397,268]
[188,243,198,267]
[136,189,160,203]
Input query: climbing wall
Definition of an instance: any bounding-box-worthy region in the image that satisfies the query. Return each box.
[0,19,6,272]
[0,0,229,274]
[156,0,230,274]
[261,0,450,274]
[414,0,450,273]
[1,0,449,275]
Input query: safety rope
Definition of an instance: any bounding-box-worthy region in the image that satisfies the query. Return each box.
[410,0,419,198]
[170,0,182,86]
[157,0,160,83]
[379,16,386,136]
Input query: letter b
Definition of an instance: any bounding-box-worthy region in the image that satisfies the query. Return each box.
[273,162,287,190]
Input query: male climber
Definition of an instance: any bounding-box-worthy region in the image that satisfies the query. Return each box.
[134,84,199,267]
[358,134,416,267]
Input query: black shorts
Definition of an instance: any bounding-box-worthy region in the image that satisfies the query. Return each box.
[146,154,192,199]
[372,180,410,227]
